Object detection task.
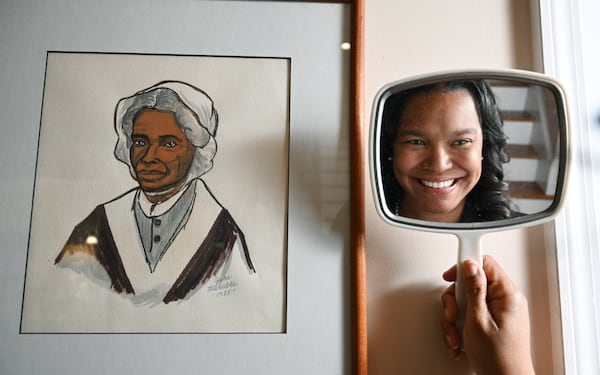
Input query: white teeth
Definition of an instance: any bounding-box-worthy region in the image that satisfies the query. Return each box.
[420,179,454,188]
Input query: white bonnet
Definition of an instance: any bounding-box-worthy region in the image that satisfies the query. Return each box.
[113,80,219,182]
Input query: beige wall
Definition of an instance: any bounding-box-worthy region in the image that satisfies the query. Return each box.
[364,1,562,374]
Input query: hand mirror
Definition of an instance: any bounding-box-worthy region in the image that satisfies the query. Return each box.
[369,69,570,325]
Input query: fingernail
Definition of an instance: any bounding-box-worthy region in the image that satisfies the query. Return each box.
[442,296,451,321]
[450,349,461,360]
[445,334,453,347]
[464,261,478,277]
[444,306,451,321]
[445,334,457,350]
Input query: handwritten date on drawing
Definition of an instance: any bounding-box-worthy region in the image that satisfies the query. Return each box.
[208,275,238,297]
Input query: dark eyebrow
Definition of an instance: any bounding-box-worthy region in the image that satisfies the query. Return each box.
[130,134,184,142]
[396,129,425,137]
[451,128,480,137]
[158,134,184,142]
[396,128,480,138]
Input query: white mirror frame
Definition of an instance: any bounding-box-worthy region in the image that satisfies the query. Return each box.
[369,69,570,231]
[539,0,600,373]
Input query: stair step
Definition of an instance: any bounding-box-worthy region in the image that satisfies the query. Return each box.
[502,109,535,145]
[502,110,536,122]
[508,181,554,200]
[506,144,541,159]
[512,198,553,214]
[489,80,529,86]
[490,84,530,111]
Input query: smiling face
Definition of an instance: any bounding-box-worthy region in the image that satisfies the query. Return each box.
[131,109,196,202]
[392,89,483,222]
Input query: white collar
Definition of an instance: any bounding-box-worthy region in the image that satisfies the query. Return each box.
[136,182,194,217]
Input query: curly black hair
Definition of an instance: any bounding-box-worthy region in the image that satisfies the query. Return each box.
[380,79,517,222]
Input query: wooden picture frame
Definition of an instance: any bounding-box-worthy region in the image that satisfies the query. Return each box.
[349,1,367,374]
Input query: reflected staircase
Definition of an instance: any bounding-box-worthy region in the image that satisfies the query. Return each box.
[490,82,555,214]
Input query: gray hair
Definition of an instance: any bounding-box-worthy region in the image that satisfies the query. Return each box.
[113,81,219,184]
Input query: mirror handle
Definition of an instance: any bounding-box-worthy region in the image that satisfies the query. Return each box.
[455,231,483,333]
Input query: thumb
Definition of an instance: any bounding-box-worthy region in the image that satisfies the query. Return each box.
[462,260,488,325]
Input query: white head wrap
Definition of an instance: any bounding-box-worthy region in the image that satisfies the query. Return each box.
[113,81,219,185]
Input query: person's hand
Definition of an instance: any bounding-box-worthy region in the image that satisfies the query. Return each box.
[440,255,536,375]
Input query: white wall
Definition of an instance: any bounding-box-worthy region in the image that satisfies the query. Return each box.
[364,1,562,374]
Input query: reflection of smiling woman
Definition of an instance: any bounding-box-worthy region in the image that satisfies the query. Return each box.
[381,80,518,222]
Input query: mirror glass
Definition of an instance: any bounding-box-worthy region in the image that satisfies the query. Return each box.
[370,70,569,230]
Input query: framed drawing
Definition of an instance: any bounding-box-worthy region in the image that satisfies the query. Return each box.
[0,0,367,374]
[21,52,289,333]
